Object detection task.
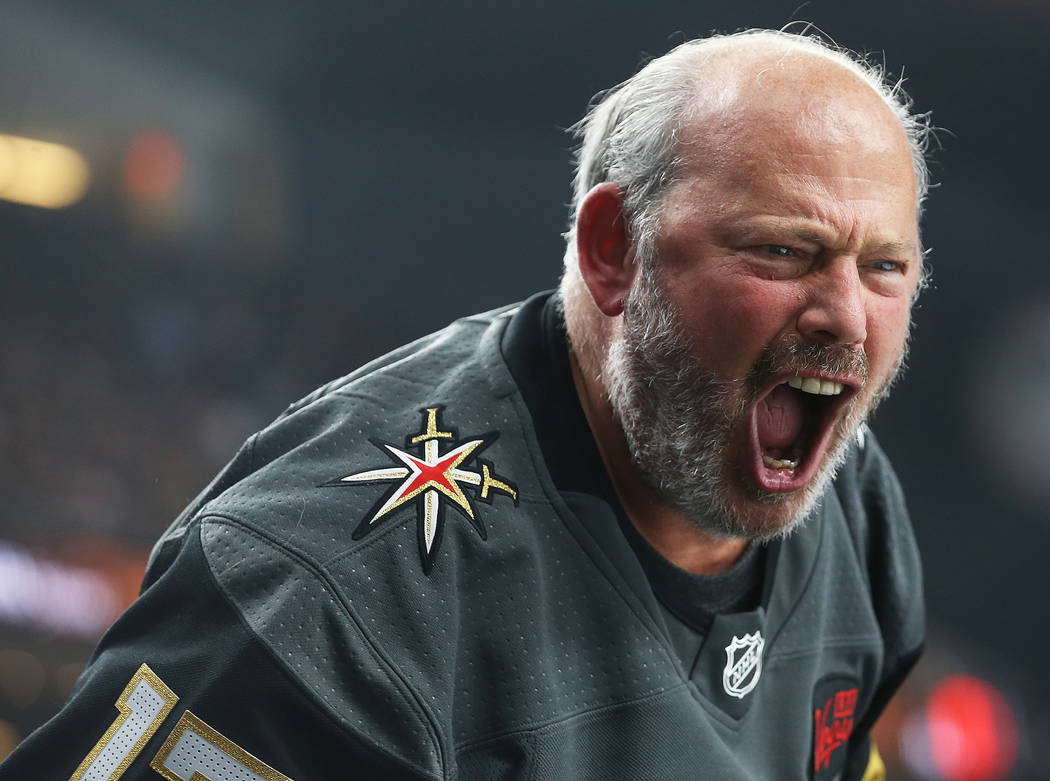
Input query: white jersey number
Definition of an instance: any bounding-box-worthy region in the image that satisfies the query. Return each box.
[70,665,177,781]
[69,664,292,781]
[150,711,291,781]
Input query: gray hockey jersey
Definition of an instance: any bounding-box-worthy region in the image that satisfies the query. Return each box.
[0,292,923,780]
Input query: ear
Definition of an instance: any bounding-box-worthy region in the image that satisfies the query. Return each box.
[575,183,636,317]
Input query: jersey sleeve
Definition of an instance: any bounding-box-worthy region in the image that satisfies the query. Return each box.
[0,520,440,781]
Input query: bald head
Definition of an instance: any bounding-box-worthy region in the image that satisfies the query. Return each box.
[675,42,919,223]
[682,37,914,145]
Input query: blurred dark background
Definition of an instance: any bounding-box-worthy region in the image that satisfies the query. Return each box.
[1,1,1047,778]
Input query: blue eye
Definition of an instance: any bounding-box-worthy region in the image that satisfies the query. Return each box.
[870,260,902,272]
[764,245,794,257]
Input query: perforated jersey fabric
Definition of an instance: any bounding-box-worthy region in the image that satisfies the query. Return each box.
[0,294,923,781]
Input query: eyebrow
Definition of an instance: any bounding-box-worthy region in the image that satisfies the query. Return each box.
[734,220,918,258]
[866,239,919,258]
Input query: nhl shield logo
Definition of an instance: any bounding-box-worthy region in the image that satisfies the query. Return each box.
[722,631,765,699]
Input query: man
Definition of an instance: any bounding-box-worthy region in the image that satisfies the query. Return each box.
[1,29,926,780]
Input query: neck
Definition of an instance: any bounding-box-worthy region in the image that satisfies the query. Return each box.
[566,338,749,575]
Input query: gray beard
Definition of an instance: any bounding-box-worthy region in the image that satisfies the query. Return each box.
[602,262,897,541]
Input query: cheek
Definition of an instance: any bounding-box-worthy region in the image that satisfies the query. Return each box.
[864,299,912,369]
[676,279,802,372]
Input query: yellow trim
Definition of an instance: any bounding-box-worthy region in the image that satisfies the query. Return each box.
[424,489,436,550]
[410,408,453,444]
[69,663,178,781]
[149,710,293,781]
[480,463,517,501]
[860,741,886,781]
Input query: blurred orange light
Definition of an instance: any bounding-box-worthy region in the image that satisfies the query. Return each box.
[926,675,1018,781]
[123,130,183,199]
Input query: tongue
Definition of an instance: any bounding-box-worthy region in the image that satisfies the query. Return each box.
[757,384,806,451]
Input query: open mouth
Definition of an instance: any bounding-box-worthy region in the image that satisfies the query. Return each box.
[748,374,858,493]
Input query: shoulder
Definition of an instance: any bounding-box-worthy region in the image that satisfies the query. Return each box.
[125,304,535,778]
[282,303,523,417]
[831,425,924,663]
[832,424,921,583]
[149,304,525,573]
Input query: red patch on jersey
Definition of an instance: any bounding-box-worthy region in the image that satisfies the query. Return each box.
[812,677,860,780]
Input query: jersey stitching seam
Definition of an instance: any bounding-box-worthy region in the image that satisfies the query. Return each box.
[316,325,480,402]
[246,431,259,474]
[322,321,489,403]
[330,371,435,401]
[769,635,884,662]
[318,503,426,568]
[326,387,410,409]
[453,681,692,752]
[198,514,447,780]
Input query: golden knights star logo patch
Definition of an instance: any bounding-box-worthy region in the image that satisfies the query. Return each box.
[324,406,518,573]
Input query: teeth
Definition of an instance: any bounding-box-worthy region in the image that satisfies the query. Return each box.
[762,453,799,470]
[786,376,844,396]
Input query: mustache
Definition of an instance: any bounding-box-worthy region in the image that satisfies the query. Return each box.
[745,336,869,397]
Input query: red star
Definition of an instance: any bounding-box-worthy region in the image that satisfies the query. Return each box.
[368,438,483,523]
[396,449,467,501]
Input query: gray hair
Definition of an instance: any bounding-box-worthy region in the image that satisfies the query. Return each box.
[561,29,934,276]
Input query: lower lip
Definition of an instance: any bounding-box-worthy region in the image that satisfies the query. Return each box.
[747,401,835,493]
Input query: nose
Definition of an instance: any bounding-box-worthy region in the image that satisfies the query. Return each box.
[796,260,867,346]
